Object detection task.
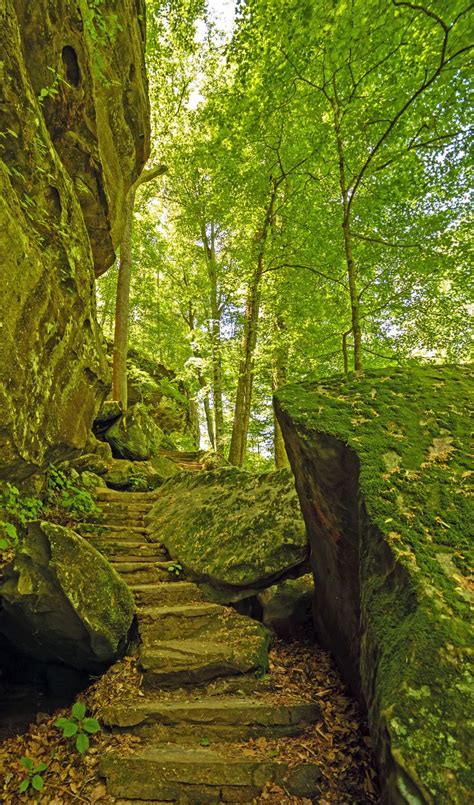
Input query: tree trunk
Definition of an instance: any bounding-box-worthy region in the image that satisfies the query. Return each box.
[112,188,135,408]
[272,315,290,469]
[333,108,363,371]
[201,222,224,452]
[228,272,262,467]
[111,164,167,409]
[228,179,280,467]
[342,330,350,375]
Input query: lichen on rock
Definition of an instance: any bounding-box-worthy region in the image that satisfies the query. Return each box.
[275,364,473,804]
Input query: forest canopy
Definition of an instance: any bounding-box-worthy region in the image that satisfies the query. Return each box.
[97,0,473,469]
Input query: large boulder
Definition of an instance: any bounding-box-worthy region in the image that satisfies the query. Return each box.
[275,365,473,804]
[147,468,309,600]
[0,521,135,672]
[104,403,164,461]
[0,0,149,481]
[104,455,179,491]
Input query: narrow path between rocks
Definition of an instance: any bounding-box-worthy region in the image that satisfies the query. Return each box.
[1,463,378,804]
[86,484,378,803]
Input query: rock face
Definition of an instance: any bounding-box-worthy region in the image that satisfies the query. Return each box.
[104,403,164,461]
[13,0,150,276]
[275,365,473,804]
[0,0,149,480]
[0,521,135,672]
[147,469,309,599]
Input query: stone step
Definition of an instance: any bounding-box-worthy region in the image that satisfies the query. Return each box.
[85,540,168,558]
[96,502,152,513]
[95,489,159,502]
[90,513,148,526]
[130,582,205,607]
[78,523,150,537]
[112,565,173,585]
[138,604,225,641]
[101,697,320,743]
[139,610,271,689]
[100,743,321,801]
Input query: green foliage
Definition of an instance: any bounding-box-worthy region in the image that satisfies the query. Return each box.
[19,757,47,794]
[54,702,101,755]
[99,0,472,468]
[167,561,183,577]
[46,466,98,519]
[37,66,72,103]
[0,482,42,552]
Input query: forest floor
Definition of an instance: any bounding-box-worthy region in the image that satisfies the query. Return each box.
[0,636,378,804]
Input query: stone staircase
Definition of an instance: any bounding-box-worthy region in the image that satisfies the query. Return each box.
[84,487,322,802]
[159,449,206,473]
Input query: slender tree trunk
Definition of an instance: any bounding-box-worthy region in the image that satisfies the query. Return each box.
[228,270,263,467]
[228,180,280,467]
[342,330,350,375]
[333,107,363,371]
[186,300,215,448]
[111,164,167,408]
[201,222,224,451]
[272,315,290,469]
[112,188,135,408]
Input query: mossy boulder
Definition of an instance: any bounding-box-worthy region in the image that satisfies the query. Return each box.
[104,456,178,491]
[147,468,309,599]
[0,521,135,672]
[275,365,473,804]
[104,403,164,461]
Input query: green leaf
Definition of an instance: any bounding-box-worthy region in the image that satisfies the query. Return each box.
[76,732,89,753]
[0,538,9,550]
[82,717,101,734]
[72,701,86,720]
[200,737,210,746]
[54,717,70,729]
[19,779,30,793]
[32,774,44,791]
[4,522,17,539]
[63,721,79,738]
[35,762,48,773]
[20,756,34,770]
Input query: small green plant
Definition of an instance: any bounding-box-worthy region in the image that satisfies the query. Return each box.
[167,561,183,577]
[54,702,100,754]
[0,520,18,551]
[46,466,98,519]
[129,469,148,491]
[37,66,72,103]
[18,756,47,794]
[0,482,42,553]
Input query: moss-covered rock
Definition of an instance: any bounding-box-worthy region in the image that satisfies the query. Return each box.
[0,521,135,672]
[104,403,164,461]
[13,0,150,275]
[104,455,178,491]
[147,468,309,599]
[275,365,473,804]
[0,0,149,480]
